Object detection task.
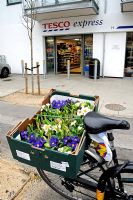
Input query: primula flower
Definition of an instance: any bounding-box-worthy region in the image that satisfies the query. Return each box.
[75,102,81,107]
[71,120,77,126]
[42,124,51,133]
[33,137,46,148]
[81,107,91,115]
[41,105,46,111]
[20,130,28,140]
[41,103,50,111]
[50,136,59,147]
[78,126,82,131]
[52,125,58,132]
[77,109,82,116]
[28,133,36,144]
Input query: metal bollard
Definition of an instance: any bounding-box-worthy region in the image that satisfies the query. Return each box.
[21,60,24,77]
[67,59,70,80]
[43,60,46,79]
[94,60,98,81]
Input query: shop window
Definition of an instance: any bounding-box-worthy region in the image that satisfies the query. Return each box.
[7,0,22,5]
[84,34,93,65]
[125,32,133,77]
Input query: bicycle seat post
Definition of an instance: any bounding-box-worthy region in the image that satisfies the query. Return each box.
[107,132,118,165]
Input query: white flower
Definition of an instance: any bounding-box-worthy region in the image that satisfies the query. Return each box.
[52,125,58,131]
[81,102,86,107]
[46,103,50,107]
[71,120,77,126]
[78,126,82,131]
[75,102,81,107]
[41,105,46,111]
[77,109,82,116]
[81,107,91,115]
[52,124,61,132]
[42,124,51,133]
[58,124,61,129]
[58,147,64,152]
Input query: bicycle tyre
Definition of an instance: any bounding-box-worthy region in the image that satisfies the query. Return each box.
[37,156,104,200]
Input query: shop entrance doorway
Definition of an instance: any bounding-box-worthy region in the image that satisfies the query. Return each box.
[56,36,82,74]
[125,32,133,77]
[45,34,93,75]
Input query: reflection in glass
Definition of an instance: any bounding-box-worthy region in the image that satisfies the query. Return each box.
[84,34,93,65]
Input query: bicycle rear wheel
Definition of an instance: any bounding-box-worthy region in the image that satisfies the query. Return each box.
[98,163,133,200]
[116,164,133,199]
[37,156,104,200]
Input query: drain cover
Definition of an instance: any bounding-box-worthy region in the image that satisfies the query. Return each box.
[105,103,126,111]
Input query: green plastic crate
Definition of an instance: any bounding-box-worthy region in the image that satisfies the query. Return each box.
[7,130,86,179]
[6,89,99,179]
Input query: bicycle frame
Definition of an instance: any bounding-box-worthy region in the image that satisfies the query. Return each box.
[65,131,133,200]
[96,132,133,200]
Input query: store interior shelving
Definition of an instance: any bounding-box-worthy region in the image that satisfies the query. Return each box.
[125,32,133,77]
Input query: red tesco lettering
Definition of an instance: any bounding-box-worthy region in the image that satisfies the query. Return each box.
[42,21,70,30]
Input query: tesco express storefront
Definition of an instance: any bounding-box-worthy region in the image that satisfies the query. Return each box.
[40,13,133,77]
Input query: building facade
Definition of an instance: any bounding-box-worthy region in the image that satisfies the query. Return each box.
[0,0,133,77]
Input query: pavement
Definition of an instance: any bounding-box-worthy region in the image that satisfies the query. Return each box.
[0,74,133,200]
[0,74,133,117]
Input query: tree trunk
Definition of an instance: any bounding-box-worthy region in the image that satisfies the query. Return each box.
[30,8,34,95]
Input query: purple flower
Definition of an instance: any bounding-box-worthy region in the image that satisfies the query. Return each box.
[28,133,36,144]
[33,137,46,148]
[52,100,68,109]
[66,99,71,104]
[72,136,80,143]
[52,100,61,109]
[20,130,28,140]
[62,100,66,107]
[67,141,78,151]
[63,136,72,145]
[50,136,59,147]
[52,100,57,108]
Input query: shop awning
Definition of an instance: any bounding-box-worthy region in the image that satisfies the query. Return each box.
[23,0,99,21]
[121,0,133,12]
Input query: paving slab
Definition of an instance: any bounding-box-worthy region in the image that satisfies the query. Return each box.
[0,157,30,200]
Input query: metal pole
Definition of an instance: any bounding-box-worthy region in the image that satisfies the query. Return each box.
[102,0,107,78]
[94,60,97,81]
[25,63,28,94]
[67,59,70,80]
[43,59,46,79]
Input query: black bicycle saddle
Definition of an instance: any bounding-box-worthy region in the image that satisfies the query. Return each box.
[84,111,130,134]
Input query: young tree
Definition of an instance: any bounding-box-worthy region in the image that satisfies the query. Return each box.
[22,0,37,94]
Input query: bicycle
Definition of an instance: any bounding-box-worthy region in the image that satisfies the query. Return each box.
[37,111,133,200]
